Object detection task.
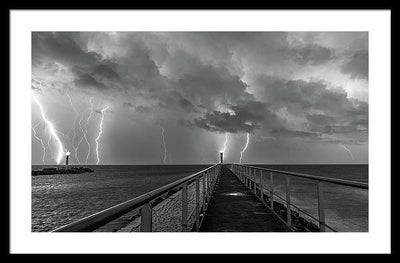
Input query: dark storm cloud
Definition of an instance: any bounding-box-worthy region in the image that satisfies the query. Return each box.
[176,64,251,109]
[123,102,133,108]
[316,137,366,145]
[252,76,368,144]
[340,50,369,79]
[256,76,367,119]
[306,113,367,135]
[161,47,254,111]
[192,111,257,134]
[72,68,107,90]
[92,64,121,81]
[322,124,368,134]
[32,32,102,67]
[350,118,368,127]
[179,98,195,111]
[32,32,369,164]
[191,100,276,134]
[134,105,152,114]
[33,32,127,92]
[292,44,336,65]
[306,114,337,126]
[270,128,322,139]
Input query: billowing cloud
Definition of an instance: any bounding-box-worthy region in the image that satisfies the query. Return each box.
[191,100,274,133]
[31,32,368,164]
[291,44,336,65]
[340,50,369,79]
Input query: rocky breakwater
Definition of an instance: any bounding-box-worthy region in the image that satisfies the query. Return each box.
[32,166,94,176]
[261,192,320,232]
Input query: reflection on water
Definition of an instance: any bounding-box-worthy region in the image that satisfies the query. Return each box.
[222,192,248,196]
[32,164,368,232]
[256,164,368,232]
[32,164,211,232]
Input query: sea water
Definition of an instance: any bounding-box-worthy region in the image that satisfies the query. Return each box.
[31,164,368,232]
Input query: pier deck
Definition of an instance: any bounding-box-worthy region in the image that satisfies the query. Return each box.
[200,166,288,232]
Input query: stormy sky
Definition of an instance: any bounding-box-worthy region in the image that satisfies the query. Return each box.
[31,32,368,165]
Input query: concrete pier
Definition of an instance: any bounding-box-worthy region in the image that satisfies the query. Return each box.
[53,163,367,232]
[200,166,287,232]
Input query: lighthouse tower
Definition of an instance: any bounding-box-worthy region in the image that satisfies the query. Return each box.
[65,151,70,168]
[220,152,224,164]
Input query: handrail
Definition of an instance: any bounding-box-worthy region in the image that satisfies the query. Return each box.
[53,164,221,232]
[227,163,368,232]
[232,164,368,189]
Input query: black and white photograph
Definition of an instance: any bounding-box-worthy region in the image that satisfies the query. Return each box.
[10,10,391,254]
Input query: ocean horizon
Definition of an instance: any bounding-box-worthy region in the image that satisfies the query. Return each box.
[32,164,368,232]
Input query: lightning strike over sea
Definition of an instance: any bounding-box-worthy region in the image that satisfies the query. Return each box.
[95,106,109,165]
[84,97,95,164]
[76,111,90,164]
[67,92,80,164]
[47,133,53,157]
[161,126,168,164]
[341,145,355,160]
[31,123,46,164]
[220,133,228,154]
[33,95,65,164]
[239,133,250,164]
[28,31,370,234]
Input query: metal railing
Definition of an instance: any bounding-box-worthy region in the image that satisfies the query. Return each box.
[53,164,222,232]
[227,164,368,232]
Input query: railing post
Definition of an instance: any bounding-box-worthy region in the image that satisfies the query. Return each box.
[285,175,291,226]
[202,173,206,207]
[247,168,250,188]
[206,172,210,201]
[260,170,263,200]
[253,168,257,195]
[250,168,253,189]
[250,168,253,190]
[181,182,188,231]
[140,203,152,232]
[210,168,213,188]
[195,176,200,231]
[317,181,326,232]
[246,169,249,188]
[244,167,247,185]
[270,172,274,210]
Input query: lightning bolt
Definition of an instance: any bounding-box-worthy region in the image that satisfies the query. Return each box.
[56,130,65,137]
[161,126,167,164]
[84,97,94,164]
[76,111,90,164]
[239,133,250,164]
[95,106,109,165]
[33,95,64,164]
[341,145,355,160]
[67,92,80,164]
[47,132,53,157]
[220,133,228,153]
[31,122,46,164]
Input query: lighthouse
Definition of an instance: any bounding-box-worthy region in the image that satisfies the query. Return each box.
[220,152,224,164]
[65,151,70,168]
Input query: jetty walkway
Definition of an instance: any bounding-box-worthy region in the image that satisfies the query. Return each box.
[52,162,368,233]
[200,166,287,232]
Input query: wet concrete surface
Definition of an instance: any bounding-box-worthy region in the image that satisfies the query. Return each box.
[200,165,288,232]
